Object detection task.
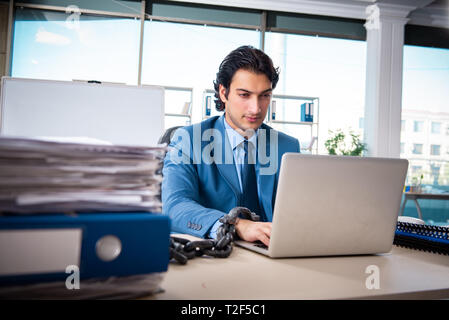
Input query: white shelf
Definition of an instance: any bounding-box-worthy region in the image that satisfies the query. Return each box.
[158,85,193,127]
[165,113,191,118]
[270,120,315,126]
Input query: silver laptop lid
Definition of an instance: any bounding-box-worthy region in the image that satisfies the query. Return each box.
[269,154,408,258]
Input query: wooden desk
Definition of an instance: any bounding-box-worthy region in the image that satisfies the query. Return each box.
[150,240,449,300]
[400,192,449,220]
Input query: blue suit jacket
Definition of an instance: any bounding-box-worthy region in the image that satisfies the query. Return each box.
[161,115,300,238]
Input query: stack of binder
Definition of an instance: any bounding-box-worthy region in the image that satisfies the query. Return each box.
[0,136,171,298]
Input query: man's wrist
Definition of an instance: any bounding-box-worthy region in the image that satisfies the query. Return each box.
[208,219,223,239]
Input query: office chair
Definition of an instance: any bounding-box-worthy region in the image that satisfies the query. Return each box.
[158,125,183,145]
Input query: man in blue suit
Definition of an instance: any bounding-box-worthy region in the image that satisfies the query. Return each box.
[162,46,300,246]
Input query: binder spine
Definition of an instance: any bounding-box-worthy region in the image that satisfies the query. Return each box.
[300,103,306,122]
[300,102,313,122]
[205,96,211,116]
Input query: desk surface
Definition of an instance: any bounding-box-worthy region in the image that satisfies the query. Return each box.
[150,237,449,300]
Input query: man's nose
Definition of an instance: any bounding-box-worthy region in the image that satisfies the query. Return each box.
[248,97,260,114]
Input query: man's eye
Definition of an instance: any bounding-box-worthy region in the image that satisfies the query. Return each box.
[239,93,249,97]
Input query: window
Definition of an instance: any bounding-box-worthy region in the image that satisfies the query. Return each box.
[401,120,406,131]
[431,122,441,134]
[413,121,424,132]
[431,145,441,156]
[402,45,449,188]
[400,143,405,154]
[12,8,141,84]
[141,20,259,127]
[264,32,366,154]
[412,144,423,154]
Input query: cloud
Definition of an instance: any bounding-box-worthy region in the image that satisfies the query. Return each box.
[35,28,71,45]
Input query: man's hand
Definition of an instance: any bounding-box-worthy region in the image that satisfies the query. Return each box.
[235,218,272,246]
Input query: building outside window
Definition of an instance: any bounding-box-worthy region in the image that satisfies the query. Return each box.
[412,143,423,154]
[413,120,424,132]
[431,144,441,156]
[431,122,441,134]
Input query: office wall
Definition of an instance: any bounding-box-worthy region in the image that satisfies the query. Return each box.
[0,2,8,77]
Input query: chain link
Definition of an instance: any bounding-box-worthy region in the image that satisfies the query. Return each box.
[169,207,260,264]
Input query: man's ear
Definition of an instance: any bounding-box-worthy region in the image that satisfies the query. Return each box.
[219,84,228,104]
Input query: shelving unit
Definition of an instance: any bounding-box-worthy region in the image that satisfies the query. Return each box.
[202,89,319,154]
[162,85,193,127]
[268,94,319,154]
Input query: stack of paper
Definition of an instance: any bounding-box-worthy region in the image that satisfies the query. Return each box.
[0,137,166,214]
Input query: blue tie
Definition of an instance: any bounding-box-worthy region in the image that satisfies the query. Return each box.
[240,139,265,221]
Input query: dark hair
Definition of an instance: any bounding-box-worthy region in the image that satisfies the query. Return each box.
[213,45,279,112]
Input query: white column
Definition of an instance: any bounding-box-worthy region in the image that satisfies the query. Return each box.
[363,4,412,158]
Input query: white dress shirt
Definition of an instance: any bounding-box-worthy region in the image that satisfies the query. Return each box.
[208,115,258,238]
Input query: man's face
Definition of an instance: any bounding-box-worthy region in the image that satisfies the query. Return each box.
[220,69,272,136]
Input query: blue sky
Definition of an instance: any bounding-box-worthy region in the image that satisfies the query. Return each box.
[403,45,449,113]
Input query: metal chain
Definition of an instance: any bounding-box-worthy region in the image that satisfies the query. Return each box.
[169,207,260,265]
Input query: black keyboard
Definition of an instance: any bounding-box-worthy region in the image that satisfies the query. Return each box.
[254,242,269,250]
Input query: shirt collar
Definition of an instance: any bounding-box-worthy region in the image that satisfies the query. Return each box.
[222,115,258,150]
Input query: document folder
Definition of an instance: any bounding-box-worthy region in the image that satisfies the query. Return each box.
[0,213,170,285]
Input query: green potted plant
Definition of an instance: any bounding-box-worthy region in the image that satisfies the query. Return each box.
[324,129,367,156]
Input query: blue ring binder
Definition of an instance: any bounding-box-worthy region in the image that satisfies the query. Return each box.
[0,212,171,285]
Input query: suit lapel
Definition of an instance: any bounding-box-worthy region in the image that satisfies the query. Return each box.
[257,124,277,221]
[210,119,277,221]
[213,117,241,199]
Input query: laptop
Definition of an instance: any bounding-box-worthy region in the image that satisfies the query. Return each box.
[235,153,409,258]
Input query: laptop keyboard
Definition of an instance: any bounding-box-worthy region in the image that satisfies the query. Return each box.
[254,242,269,250]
